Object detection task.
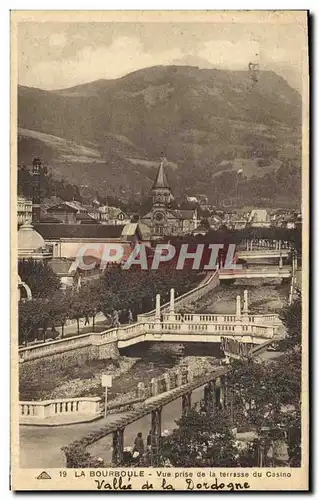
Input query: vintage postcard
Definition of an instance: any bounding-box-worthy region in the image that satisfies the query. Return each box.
[11,10,309,491]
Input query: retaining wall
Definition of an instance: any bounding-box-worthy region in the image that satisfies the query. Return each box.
[19,341,120,392]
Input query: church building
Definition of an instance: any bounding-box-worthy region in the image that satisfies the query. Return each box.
[140,159,198,238]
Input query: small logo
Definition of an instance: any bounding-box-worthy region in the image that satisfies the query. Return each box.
[36,471,51,480]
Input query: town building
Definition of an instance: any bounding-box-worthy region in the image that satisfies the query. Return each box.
[17,196,33,225]
[46,201,95,224]
[140,159,198,238]
[17,221,53,261]
[98,205,131,225]
[33,222,150,259]
[248,209,271,228]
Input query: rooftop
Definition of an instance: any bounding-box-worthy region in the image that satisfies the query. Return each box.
[152,159,170,190]
[34,223,125,240]
[18,221,46,251]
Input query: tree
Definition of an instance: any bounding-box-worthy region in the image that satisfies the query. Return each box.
[18,299,50,345]
[279,291,302,349]
[62,442,105,468]
[47,291,72,338]
[18,260,60,299]
[227,349,301,467]
[69,292,86,334]
[79,282,103,331]
[160,409,239,467]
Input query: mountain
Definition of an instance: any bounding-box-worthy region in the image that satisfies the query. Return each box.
[18,65,302,206]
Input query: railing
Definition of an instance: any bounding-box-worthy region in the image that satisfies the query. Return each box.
[20,368,192,424]
[19,312,279,361]
[19,396,101,420]
[219,267,292,277]
[19,333,93,362]
[249,314,280,323]
[161,312,279,325]
[241,240,293,251]
[139,270,219,320]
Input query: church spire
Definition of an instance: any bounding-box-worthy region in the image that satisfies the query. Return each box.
[152,158,169,189]
[152,158,171,207]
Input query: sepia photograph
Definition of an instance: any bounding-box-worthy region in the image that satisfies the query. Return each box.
[11,10,309,491]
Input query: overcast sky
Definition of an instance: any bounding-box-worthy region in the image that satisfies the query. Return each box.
[17,20,306,92]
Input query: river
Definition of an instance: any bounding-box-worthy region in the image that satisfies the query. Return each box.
[19,278,289,468]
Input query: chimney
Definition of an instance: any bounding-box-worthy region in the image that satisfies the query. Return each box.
[32,157,42,223]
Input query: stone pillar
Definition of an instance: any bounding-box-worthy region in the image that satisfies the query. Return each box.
[236,295,241,320]
[182,392,192,415]
[151,408,162,462]
[163,373,170,392]
[235,295,242,333]
[279,240,282,251]
[243,289,249,315]
[187,366,193,384]
[150,378,157,397]
[204,380,216,412]
[176,369,183,387]
[288,280,293,305]
[112,428,124,465]
[215,378,221,408]
[155,294,161,322]
[169,288,175,321]
[250,240,253,251]
[246,240,249,251]
[221,375,227,408]
[294,254,298,274]
[279,253,283,269]
[137,382,145,399]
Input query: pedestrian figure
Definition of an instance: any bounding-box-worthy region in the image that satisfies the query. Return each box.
[112,309,120,327]
[84,315,90,326]
[133,432,145,455]
[128,309,133,324]
[147,430,152,450]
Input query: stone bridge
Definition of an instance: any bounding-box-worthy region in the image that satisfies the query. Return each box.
[19,282,282,365]
[219,265,292,280]
[64,341,273,466]
[237,239,293,262]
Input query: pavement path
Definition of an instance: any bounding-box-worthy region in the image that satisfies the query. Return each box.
[19,387,204,468]
[19,350,282,468]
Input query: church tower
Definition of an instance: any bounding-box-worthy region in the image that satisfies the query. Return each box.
[152,158,171,207]
[32,157,42,223]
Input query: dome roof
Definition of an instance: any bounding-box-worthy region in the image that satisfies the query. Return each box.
[18,221,45,252]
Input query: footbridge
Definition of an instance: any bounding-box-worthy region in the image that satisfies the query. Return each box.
[19,284,283,363]
[219,266,292,280]
[237,239,295,263]
[237,249,291,260]
[63,340,274,466]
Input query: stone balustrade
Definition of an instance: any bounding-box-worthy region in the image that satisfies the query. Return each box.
[20,367,192,426]
[19,316,277,363]
[156,312,279,329]
[243,239,293,251]
[19,396,101,421]
[138,270,219,321]
[18,277,280,363]
[149,367,191,397]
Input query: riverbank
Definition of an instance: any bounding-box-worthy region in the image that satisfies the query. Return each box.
[19,279,289,402]
[20,342,221,405]
[196,279,289,315]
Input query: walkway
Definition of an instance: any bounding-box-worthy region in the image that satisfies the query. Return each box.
[19,383,209,468]
[219,266,291,279]
[19,346,281,468]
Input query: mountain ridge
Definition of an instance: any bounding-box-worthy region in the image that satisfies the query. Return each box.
[17,65,301,207]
